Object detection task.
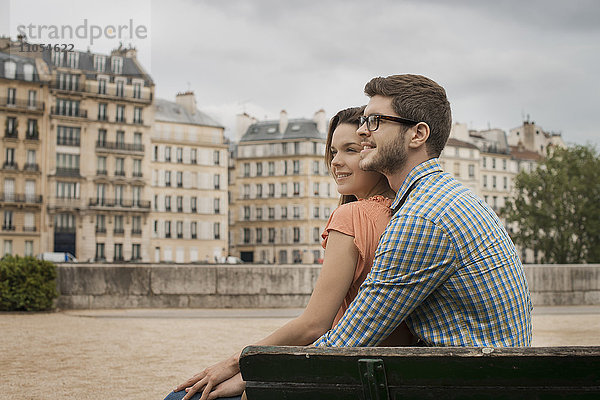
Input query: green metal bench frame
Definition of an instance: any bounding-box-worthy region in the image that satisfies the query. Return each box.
[240,345,600,399]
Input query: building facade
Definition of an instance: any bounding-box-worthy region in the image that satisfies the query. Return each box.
[229,111,339,264]
[150,92,228,263]
[0,51,47,257]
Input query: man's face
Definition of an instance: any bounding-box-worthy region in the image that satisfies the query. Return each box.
[357,95,409,175]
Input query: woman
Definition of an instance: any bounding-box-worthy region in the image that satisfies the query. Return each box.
[165,106,413,400]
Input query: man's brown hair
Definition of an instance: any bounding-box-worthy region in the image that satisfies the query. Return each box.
[364,74,452,157]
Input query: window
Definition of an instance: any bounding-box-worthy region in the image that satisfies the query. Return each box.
[133,82,141,99]
[96,215,106,233]
[56,181,79,199]
[268,183,275,197]
[66,52,79,69]
[483,157,487,168]
[7,88,16,104]
[176,196,183,212]
[502,159,507,170]
[243,184,250,199]
[313,227,321,243]
[256,228,263,244]
[56,153,80,171]
[243,228,251,244]
[114,215,124,234]
[293,206,300,219]
[213,150,220,165]
[25,241,34,257]
[191,197,197,212]
[268,162,275,176]
[191,222,197,239]
[214,198,220,214]
[98,129,107,146]
[176,221,183,238]
[23,64,34,81]
[116,105,125,122]
[176,171,183,187]
[313,161,319,175]
[313,207,319,218]
[114,243,124,261]
[256,207,263,220]
[483,175,488,188]
[98,103,107,121]
[165,221,171,238]
[468,164,475,179]
[2,240,11,256]
[492,176,497,189]
[268,228,275,243]
[94,55,106,72]
[165,196,171,211]
[243,163,250,177]
[281,206,287,219]
[5,147,16,166]
[28,90,36,107]
[3,210,14,230]
[58,73,79,90]
[51,50,62,66]
[134,107,143,124]
[268,207,274,220]
[293,182,300,196]
[280,183,287,197]
[293,160,300,174]
[115,158,125,176]
[503,176,508,190]
[213,222,220,240]
[26,150,36,169]
[256,162,262,176]
[95,243,105,260]
[132,244,141,260]
[256,184,262,198]
[57,126,80,146]
[191,149,197,164]
[282,143,287,154]
[214,174,220,189]
[133,159,142,177]
[154,146,159,161]
[98,78,107,95]
[96,184,107,205]
[492,158,496,169]
[4,61,16,79]
[313,182,319,196]
[244,206,250,220]
[293,227,300,243]
[132,216,143,235]
[112,56,123,74]
[165,171,171,187]
[55,98,81,116]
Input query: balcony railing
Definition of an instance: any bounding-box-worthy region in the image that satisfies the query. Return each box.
[50,107,88,118]
[114,170,126,177]
[0,97,45,111]
[88,198,151,209]
[4,130,18,139]
[50,81,85,92]
[57,137,80,146]
[2,225,16,231]
[2,162,18,170]
[56,167,80,177]
[25,131,39,140]
[23,226,37,232]
[133,119,144,125]
[96,227,106,234]
[113,228,125,235]
[0,193,43,203]
[95,141,144,152]
[132,171,143,178]
[97,169,107,175]
[131,229,142,235]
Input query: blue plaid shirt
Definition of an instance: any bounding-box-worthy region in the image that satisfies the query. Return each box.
[314,158,532,347]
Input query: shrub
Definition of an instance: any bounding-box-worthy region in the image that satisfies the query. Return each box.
[0,255,59,311]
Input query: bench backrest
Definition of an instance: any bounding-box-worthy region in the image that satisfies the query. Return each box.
[240,345,600,400]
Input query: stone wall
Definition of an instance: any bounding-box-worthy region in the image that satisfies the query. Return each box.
[56,263,600,309]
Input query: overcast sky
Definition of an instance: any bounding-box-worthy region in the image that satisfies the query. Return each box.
[2,0,599,146]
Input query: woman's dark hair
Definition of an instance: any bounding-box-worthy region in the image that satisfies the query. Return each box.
[324,106,366,205]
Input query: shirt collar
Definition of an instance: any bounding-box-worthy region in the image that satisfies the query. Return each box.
[390,158,443,210]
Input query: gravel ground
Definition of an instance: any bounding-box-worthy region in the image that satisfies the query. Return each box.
[1,306,599,400]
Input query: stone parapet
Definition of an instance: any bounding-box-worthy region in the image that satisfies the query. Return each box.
[56,263,600,309]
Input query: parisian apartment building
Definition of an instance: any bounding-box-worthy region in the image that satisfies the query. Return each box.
[229,110,340,264]
[150,92,228,263]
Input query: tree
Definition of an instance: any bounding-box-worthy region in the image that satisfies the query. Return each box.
[502,145,600,264]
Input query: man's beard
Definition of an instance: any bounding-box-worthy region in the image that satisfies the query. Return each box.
[360,130,407,175]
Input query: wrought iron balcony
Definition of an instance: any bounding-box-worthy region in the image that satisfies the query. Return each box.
[95,141,144,152]
[50,107,88,118]
[56,167,80,177]
[0,192,43,203]
[2,162,18,170]
[88,198,151,209]
[0,97,45,111]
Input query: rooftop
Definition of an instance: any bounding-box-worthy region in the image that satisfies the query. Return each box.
[154,98,223,128]
[240,118,324,142]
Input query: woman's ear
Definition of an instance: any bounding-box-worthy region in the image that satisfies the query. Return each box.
[408,122,430,149]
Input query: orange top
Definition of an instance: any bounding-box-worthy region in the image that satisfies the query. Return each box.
[321,195,393,327]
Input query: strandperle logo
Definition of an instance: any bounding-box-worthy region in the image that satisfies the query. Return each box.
[16,19,148,45]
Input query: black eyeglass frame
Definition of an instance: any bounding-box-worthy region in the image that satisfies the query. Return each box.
[359,114,419,132]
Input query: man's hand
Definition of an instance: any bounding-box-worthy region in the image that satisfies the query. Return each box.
[204,373,245,400]
[174,354,240,400]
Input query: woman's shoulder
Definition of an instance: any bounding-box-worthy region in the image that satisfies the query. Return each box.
[356,195,394,215]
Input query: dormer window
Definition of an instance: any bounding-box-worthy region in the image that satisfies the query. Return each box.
[111,56,123,74]
[4,61,16,79]
[23,64,34,81]
[51,50,62,66]
[267,127,276,133]
[67,52,79,69]
[94,55,106,72]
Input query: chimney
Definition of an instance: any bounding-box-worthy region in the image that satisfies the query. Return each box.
[279,110,288,133]
[313,109,326,134]
[176,91,196,115]
[235,112,256,142]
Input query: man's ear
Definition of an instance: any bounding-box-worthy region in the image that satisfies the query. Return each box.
[408,122,430,149]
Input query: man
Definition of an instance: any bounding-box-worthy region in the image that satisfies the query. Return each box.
[314,74,532,347]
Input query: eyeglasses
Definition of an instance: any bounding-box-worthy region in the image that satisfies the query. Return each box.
[359,114,418,132]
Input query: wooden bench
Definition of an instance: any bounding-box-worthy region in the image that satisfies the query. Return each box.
[239,345,600,399]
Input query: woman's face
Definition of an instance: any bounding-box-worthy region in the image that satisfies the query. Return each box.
[330,123,384,199]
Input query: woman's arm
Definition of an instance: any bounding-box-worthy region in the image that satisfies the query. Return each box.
[177,230,359,400]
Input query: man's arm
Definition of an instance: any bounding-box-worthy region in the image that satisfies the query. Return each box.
[313,214,456,347]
